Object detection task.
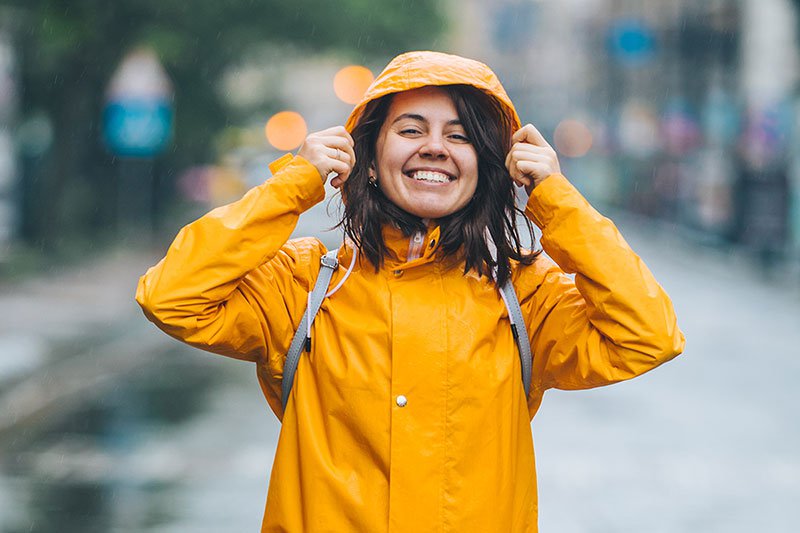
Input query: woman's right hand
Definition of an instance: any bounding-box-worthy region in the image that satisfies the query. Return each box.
[297,126,356,188]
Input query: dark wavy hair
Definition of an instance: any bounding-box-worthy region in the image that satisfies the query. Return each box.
[338,84,538,287]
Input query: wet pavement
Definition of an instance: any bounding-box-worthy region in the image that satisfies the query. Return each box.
[0,345,276,533]
[1,200,799,532]
[535,215,800,533]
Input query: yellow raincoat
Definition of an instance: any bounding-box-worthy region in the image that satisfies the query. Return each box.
[137,51,684,532]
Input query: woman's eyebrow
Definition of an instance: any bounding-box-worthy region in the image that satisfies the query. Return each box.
[392,113,426,124]
[391,113,462,126]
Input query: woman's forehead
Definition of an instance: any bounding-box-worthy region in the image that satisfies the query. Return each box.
[386,86,459,121]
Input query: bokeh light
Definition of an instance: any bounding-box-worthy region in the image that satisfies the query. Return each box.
[553,118,593,158]
[333,65,374,105]
[265,111,308,151]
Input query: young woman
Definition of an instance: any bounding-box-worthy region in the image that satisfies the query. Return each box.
[137,51,684,532]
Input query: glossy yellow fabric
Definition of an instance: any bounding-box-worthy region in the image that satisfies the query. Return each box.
[137,51,684,532]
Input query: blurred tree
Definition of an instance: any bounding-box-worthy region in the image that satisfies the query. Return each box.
[0,0,444,250]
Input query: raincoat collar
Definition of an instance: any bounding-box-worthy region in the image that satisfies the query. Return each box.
[335,224,442,275]
[381,224,441,271]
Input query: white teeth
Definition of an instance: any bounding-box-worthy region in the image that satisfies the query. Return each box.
[411,171,450,183]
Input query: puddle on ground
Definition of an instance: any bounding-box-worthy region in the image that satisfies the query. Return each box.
[0,347,225,533]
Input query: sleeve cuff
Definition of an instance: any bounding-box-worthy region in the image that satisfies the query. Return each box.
[268,153,295,175]
[267,154,326,211]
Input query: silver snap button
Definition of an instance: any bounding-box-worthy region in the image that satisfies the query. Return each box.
[393,269,403,277]
[396,395,408,407]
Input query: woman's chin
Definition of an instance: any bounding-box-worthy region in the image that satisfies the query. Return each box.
[403,204,459,220]
[386,187,473,220]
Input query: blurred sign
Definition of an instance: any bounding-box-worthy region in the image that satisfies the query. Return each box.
[103,48,173,158]
[607,19,656,67]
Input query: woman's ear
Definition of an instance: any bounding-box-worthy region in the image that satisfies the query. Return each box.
[368,162,378,188]
[368,163,378,189]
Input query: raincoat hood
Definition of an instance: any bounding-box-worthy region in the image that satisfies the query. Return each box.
[344,50,521,133]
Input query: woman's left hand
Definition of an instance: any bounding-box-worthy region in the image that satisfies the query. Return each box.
[505,124,561,194]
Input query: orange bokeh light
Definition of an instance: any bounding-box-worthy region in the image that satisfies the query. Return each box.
[333,65,375,105]
[265,111,308,151]
[554,119,593,158]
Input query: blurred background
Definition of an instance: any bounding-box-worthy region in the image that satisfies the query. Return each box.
[0,0,798,531]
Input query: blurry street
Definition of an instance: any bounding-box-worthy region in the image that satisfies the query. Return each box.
[0,203,798,533]
[535,214,800,533]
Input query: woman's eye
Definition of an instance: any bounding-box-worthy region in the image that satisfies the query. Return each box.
[449,133,470,142]
[400,128,422,135]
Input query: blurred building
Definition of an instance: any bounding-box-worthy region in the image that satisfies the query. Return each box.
[448,0,800,268]
[0,17,16,263]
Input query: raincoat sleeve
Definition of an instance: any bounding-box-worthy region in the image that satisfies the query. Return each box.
[517,173,685,397]
[135,155,326,406]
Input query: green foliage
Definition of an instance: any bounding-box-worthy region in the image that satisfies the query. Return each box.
[0,0,445,248]
[8,0,445,117]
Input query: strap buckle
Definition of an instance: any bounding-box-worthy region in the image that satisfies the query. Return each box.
[320,254,339,270]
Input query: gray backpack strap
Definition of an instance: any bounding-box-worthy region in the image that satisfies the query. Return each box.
[500,280,533,397]
[281,248,339,409]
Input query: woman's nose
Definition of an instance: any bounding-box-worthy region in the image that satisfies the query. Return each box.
[419,134,448,159]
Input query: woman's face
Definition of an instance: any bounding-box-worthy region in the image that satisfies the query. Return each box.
[373,86,479,220]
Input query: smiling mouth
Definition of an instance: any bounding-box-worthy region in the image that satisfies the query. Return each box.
[405,170,455,183]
